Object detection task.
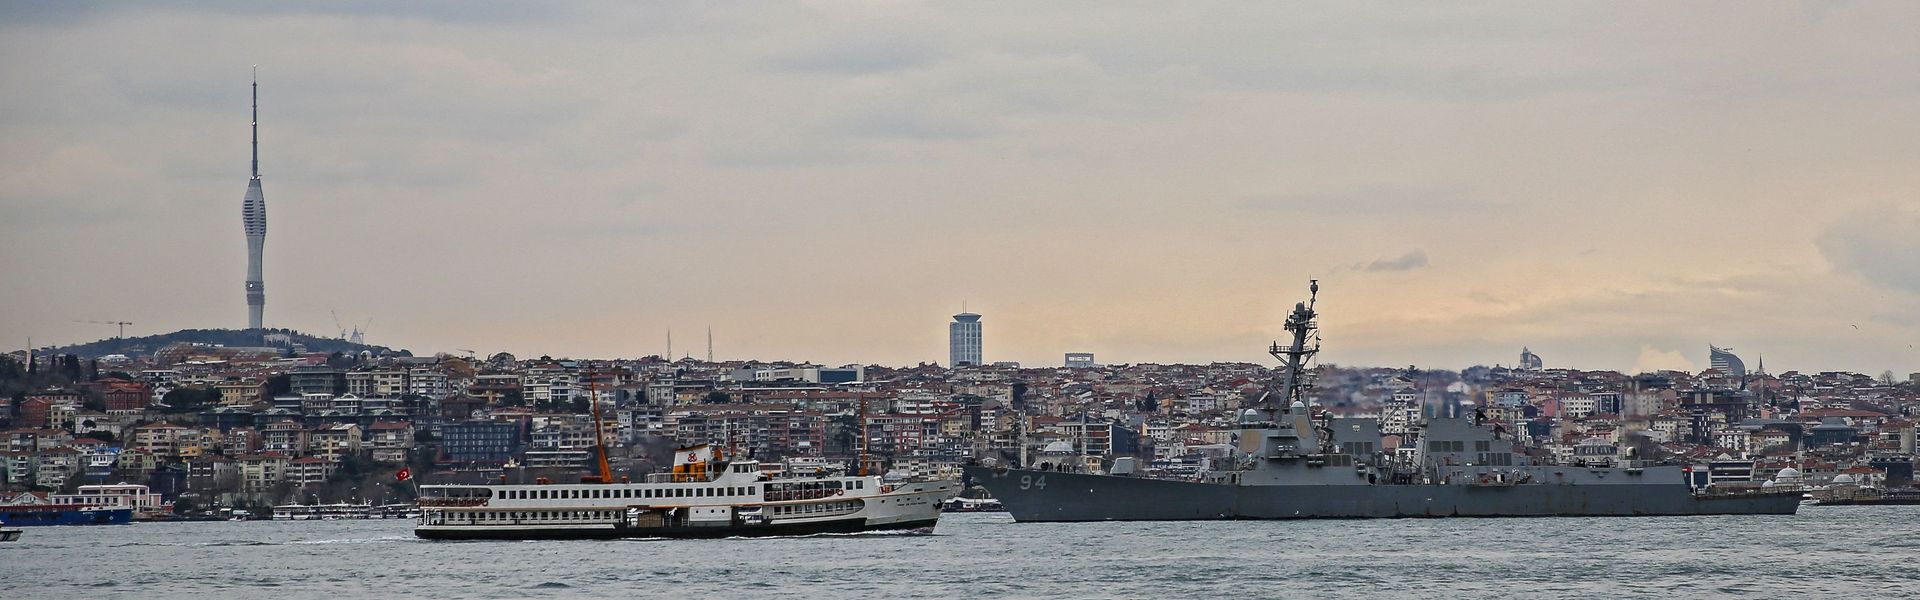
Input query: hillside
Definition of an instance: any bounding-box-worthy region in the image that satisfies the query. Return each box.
[48,328,409,359]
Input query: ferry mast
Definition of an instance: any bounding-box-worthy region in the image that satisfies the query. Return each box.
[1268,280,1321,414]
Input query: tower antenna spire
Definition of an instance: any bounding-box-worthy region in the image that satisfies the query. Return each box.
[250,65,259,179]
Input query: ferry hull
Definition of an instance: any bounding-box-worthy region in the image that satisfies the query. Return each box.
[414,517,939,540]
[965,467,1802,522]
[0,507,134,526]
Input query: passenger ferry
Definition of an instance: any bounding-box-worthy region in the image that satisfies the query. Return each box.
[414,444,956,540]
[271,502,377,520]
[0,489,135,526]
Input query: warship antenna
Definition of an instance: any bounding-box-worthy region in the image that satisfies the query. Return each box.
[1268,280,1322,415]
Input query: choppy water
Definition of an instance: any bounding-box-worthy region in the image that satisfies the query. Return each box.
[3,506,1916,599]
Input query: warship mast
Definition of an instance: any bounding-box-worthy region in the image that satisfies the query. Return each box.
[1268,280,1321,415]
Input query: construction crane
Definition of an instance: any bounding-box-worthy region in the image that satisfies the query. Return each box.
[75,320,133,338]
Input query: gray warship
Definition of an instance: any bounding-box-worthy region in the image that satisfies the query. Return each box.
[965,281,1801,521]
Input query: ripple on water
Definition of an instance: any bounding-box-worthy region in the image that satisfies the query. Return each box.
[5,509,1920,599]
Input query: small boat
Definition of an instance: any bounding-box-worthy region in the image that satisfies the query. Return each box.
[941,497,1005,512]
[0,520,22,542]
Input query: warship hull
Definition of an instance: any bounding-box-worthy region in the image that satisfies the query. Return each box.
[967,467,1802,522]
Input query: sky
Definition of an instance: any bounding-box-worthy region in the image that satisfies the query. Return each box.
[2,2,1917,375]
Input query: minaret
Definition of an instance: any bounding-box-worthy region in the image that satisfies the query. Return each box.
[243,67,267,330]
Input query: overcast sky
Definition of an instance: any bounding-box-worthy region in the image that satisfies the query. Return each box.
[3,2,1917,374]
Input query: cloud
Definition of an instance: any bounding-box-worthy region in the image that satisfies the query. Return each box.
[1360,249,1430,272]
[770,36,946,75]
[1239,186,1508,216]
[1817,204,1920,293]
[1630,345,1696,374]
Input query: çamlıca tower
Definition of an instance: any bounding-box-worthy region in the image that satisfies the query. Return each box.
[242,69,267,330]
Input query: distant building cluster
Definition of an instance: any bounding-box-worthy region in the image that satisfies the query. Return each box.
[3,338,1916,516]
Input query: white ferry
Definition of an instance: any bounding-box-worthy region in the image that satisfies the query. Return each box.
[414,444,956,540]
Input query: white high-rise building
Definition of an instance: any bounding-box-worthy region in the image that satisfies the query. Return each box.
[1709,346,1746,378]
[949,312,982,367]
[1519,347,1543,370]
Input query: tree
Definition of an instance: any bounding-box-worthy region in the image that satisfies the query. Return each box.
[704,391,731,404]
[266,374,292,397]
[60,355,83,381]
[1881,371,1898,386]
[162,387,219,413]
[569,398,591,414]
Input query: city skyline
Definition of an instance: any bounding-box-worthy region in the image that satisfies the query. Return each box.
[2,3,1919,374]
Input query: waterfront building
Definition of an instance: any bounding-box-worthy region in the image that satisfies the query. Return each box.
[53,483,167,519]
[949,312,983,367]
[439,420,521,463]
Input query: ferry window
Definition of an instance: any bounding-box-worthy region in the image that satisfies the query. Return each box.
[1475,441,1491,452]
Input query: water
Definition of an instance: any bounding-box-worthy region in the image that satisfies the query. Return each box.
[4,507,1916,599]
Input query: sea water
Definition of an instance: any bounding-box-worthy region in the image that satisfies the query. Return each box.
[2,506,1915,599]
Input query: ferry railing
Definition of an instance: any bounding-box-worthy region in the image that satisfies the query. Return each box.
[416,497,487,507]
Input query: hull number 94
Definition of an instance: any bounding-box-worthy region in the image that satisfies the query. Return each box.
[1020,475,1047,490]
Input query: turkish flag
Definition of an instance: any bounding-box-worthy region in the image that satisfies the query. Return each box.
[395,467,412,482]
